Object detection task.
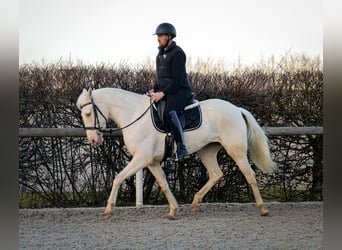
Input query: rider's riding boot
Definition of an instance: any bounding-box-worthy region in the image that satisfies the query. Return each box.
[167,110,190,161]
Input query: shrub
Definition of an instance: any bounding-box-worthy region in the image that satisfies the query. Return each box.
[19,55,323,207]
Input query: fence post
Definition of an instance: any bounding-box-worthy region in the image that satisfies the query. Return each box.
[135,169,144,208]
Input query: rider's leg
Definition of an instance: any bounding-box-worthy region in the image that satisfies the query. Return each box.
[166,110,189,161]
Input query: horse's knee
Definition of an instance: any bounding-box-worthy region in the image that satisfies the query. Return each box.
[113,173,124,187]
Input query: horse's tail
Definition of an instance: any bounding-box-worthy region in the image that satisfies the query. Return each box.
[240,108,277,174]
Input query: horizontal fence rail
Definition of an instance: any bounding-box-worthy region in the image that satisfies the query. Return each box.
[18,126,323,137]
[19,126,323,208]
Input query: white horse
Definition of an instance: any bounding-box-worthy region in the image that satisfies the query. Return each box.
[76,87,276,220]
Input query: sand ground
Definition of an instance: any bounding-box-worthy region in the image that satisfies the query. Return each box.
[19,202,323,249]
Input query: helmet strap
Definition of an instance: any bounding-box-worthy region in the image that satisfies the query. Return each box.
[164,35,172,50]
[158,35,173,51]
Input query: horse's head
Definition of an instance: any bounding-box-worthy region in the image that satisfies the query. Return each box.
[76,88,105,147]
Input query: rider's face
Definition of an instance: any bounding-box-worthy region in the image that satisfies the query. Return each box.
[157,34,169,48]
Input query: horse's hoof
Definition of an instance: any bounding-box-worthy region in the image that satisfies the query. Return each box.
[260,210,269,216]
[257,204,269,217]
[102,211,113,220]
[165,214,176,220]
[190,205,200,213]
[259,207,269,216]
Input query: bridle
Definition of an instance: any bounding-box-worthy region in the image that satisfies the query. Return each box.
[80,98,108,131]
[80,98,153,133]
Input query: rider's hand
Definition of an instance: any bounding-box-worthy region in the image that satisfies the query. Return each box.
[151,91,165,102]
[146,89,154,97]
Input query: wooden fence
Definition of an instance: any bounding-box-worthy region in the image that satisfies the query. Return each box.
[18,126,323,138]
[19,126,323,207]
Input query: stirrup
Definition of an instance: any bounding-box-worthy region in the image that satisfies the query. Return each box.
[167,151,190,162]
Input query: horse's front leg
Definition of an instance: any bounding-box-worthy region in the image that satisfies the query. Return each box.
[103,156,146,219]
[148,164,179,220]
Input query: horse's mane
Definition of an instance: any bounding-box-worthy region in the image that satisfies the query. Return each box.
[93,87,146,98]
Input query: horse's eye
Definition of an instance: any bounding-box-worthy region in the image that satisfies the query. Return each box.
[84,112,91,117]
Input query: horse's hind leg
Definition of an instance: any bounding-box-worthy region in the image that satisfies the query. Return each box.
[191,143,223,212]
[227,148,269,216]
[148,164,179,220]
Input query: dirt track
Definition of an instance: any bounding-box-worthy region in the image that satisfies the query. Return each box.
[19,202,322,249]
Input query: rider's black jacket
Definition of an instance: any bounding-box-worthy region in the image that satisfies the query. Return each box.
[153,42,192,97]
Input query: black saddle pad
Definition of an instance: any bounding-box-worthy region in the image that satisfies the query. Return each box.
[151,105,202,133]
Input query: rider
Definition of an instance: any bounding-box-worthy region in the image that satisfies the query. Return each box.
[148,22,193,161]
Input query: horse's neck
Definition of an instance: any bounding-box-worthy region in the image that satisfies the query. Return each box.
[93,88,149,128]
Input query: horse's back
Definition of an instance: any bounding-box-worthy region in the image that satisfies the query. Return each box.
[198,98,247,135]
[199,98,242,118]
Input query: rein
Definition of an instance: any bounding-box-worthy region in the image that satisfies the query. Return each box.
[80,98,153,133]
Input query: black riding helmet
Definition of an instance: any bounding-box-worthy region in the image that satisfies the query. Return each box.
[153,23,176,38]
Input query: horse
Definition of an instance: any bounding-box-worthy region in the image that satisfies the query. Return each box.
[76,87,277,220]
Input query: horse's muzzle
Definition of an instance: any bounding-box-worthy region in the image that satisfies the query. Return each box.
[87,130,104,147]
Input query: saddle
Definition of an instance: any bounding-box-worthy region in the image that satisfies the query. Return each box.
[150,95,202,133]
[150,95,202,161]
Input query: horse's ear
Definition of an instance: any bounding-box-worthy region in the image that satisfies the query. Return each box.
[82,88,92,97]
[87,87,92,96]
